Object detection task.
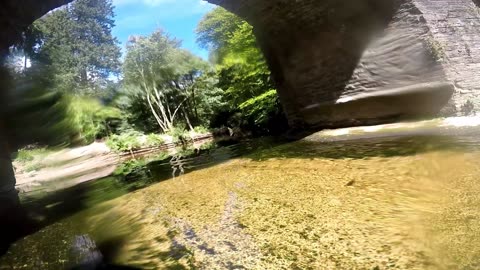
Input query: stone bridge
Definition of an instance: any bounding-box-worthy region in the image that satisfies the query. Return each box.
[1,0,480,129]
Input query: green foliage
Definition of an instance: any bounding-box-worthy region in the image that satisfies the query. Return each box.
[187,71,227,126]
[199,141,217,151]
[122,29,221,133]
[114,159,147,177]
[114,89,159,134]
[217,19,273,106]
[175,146,196,156]
[424,37,446,62]
[106,131,143,152]
[197,8,288,134]
[113,151,170,183]
[239,90,288,135]
[239,90,278,124]
[196,7,245,62]
[217,61,273,107]
[25,163,43,173]
[113,159,151,183]
[167,127,191,144]
[14,148,50,163]
[14,147,55,173]
[30,0,121,95]
[107,131,167,152]
[3,66,78,150]
[197,8,271,102]
[119,30,224,133]
[69,96,123,144]
[145,134,166,147]
[193,126,209,134]
[15,150,35,163]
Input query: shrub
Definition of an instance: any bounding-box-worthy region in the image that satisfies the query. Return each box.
[199,141,217,151]
[145,134,166,147]
[113,159,150,183]
[239,89,288,135]
[69,96,123,144]
[193,126,210,134]
[424,37,445,62]
[168,127,191,144]
[114,159,147,176]
[106,131,143,152]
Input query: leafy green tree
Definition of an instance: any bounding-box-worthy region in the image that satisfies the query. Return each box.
[197,7,274,105]
[196,7,287,134]
[0,0,125,149]
[188,71,226,125]
[122,29,222,133]
[196,7,244,63]
[31,0,121,94]
[68,96,123,144]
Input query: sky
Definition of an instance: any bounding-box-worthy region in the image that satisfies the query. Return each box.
[112,0,216,60]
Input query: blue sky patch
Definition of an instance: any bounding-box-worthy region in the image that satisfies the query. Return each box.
[112,0,215,59]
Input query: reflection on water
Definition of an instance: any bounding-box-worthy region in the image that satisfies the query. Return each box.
[2,134,480,269]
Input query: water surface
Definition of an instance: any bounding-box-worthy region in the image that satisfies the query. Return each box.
[2,134,480,269]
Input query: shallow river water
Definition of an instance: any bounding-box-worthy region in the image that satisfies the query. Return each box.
[2,123,480,269]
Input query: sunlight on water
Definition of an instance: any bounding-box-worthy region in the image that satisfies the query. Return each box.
[312,117,480,141]
[2,134,480,269]
[442,116,480,127]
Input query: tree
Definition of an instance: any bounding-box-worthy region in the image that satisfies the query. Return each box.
[196,7,244,63]
[122,30,221,133]
[196,8,287,134]
[31,0,121,94]
[196,7,273,106]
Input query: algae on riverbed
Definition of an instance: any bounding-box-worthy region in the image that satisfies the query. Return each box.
[2,136,480,269]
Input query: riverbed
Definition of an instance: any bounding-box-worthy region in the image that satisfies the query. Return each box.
[2,120,480,269]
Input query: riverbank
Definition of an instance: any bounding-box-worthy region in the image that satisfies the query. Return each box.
[14,133,217,194]
[15,116,480,195]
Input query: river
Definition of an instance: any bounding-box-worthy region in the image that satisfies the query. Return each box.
[2,120,480,269]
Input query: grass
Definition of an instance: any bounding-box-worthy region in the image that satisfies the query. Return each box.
[14,147,55,172]
[15,148,51,163]
[25,163,43,173]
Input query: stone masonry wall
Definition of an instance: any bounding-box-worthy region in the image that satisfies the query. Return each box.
[413,0,480,115]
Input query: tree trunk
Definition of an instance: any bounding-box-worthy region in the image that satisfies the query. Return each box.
[146,91,166,132]
[191,86,199,120]
[80,68,88,86]
[152,83,172,130]
[182,107,194,131]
